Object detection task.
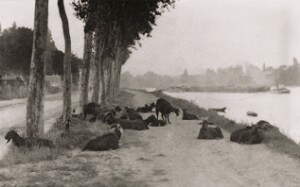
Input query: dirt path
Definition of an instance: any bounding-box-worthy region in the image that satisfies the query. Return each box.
[0,92,80,159]
[126,90,300,187]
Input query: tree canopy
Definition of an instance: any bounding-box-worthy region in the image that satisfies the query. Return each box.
[0,23,82,83]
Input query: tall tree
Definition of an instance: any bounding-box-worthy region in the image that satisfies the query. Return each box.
[91,29,106,103]
[79,32,93,109]
[58,0,72,131]
[73,0,97,109]
[26,0,49,138]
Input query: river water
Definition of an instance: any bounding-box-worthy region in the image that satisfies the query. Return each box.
[165,87,300,143]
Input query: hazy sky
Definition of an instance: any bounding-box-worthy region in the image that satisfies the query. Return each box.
[0,0,300,76]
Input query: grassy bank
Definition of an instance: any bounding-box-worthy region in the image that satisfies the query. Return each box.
[0,90,150,187]
[150,90,300,160]
[166,85,270,93]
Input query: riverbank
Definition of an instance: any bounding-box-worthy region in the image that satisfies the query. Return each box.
[1,90,300,186]
[150,90,300,160]
[166,85,270,93]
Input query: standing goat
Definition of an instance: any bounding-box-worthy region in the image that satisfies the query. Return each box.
[155,98,180,124]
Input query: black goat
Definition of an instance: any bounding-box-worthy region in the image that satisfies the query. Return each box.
[155,98,180,124]
[137,102,155,113]
[146,115,167,127]
[230,125,264,144]
[82,124,123,151]
[83,102,102,119]
[182,109,199,120]
[256,120,277,130]
[5,130,54,149]
[114,106,122,112]
[197,121,224,139]
[105,114,149,130]
[125,106,143,120]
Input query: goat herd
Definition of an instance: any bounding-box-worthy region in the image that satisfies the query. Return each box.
[4,98,276,153]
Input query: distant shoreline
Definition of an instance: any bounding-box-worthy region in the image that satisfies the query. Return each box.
[165,85,271,93]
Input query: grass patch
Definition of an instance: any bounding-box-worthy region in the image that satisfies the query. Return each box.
[0,90,135,166]
[150,90,300,160]
[85,176,149,187]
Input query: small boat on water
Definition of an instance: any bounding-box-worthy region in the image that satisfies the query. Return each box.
[247,111,258,117]
[271,87,290,94]
[209,107,226,113]
[271,80,290,94]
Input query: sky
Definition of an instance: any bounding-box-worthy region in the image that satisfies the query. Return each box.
[0,0,300,76]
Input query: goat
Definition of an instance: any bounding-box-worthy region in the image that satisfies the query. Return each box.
[82,124,123,151]
[197,120,224,139]
[239,125,264,144]
[145,115,167,127]
[114,106,122,112]
[104,114,149,130]
[155,98,180,124]
[230,125,264,144]
[5,130,54,149]
[256,120,277,130]
[182,109,199,120]
[125,106,143,120]
[83,102,102,119]
[137,102,155,113]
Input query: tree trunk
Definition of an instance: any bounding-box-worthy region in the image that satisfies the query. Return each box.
[58,0,72,131]
[116,59,122,90]
[105,58,112,101]
[109,59,118,98]
[26,0,48,138]
[91,30,105,103]
[79,32,93,111]
[100,57,106,105]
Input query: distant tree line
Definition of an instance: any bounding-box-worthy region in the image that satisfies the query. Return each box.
[121,64,271,89]
[264,58,300,86]
[0,22,81,84]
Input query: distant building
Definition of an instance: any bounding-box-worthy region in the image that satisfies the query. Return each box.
[0,74,25,87]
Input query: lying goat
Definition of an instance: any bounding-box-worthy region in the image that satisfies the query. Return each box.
[5,130,54,149]
[125,106,143,120]
[182,109,199,120]
[197,120,224,139]
[137,102,155,113]
[230,125,264,144]
[156,98,180,124]
[145,115,167,127]
[104,114,150,130]
[82,124,123,151]
[256,120,277,130]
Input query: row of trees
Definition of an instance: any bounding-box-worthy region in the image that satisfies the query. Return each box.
[26,0,175,137]
[72,0,175,107]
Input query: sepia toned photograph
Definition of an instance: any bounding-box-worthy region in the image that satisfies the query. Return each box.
[0,0,300,186]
